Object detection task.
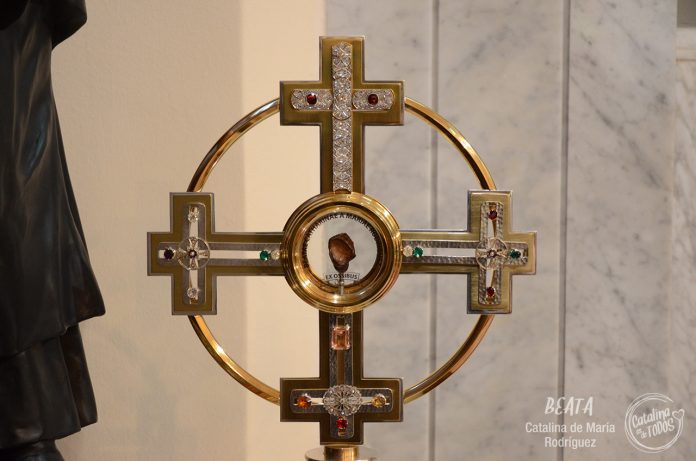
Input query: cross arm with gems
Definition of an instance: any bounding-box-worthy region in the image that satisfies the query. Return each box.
[280,312,402,444]
[280,36,403,193]
[147,193,283,315]
[400,190,536,314]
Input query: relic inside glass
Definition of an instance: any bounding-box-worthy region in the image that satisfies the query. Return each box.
[304,212,379,291]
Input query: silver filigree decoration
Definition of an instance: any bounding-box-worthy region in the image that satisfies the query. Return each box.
[478,201,504,304]
[475,238,508,270]
[177,236,210,271]
[333,120,351,147]
[352,89,394,110]
[332,42,354,191]
[291,89,333,110]
[332,43,352,121]
[322,384,363,417]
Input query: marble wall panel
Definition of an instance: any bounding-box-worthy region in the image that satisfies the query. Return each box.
[435,2,563,460]
[565,1,677,460]
[327,2,435,460]
[670,27,696,461]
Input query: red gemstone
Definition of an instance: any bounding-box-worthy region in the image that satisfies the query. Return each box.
[486,287,496,298]
[306,93,318,105]
[488,210,498,220]
[367,93,379,105]
[336,418,348,430]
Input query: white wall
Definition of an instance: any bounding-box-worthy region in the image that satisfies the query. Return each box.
[53,1,323,459]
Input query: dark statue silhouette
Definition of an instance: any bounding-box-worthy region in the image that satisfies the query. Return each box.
[0,1,104,459]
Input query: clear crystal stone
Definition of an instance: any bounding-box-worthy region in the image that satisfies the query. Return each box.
[187,207,200,223]
[187,287,200,301]
[271,249,280,261]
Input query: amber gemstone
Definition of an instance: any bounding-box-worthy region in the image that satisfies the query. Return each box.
[331,325,351,350]
[486,287,496,298]
[336,418,348,430]
[367,93,379,105]
[295,394,312,409]
[372,394,387,408]
[306,93,318,105]
[488,210,498,220]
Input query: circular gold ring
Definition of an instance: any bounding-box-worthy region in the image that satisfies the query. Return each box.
[187,97,496,405]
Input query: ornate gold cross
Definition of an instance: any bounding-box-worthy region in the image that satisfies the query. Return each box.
[147,35,537,458]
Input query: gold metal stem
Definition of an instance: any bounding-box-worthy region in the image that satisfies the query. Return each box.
[305,446,378,461]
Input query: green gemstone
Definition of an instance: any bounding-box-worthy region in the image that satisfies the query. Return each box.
[259,250,271,261]
[413,246,424,258]
[509,249,522,259]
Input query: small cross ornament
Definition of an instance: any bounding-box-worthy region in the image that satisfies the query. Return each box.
[280,36,403,192]
[148,193,283,315]
[401,190,536,314]
[280,313,402,444]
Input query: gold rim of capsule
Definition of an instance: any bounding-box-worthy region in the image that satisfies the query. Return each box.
[281,191,402,314]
